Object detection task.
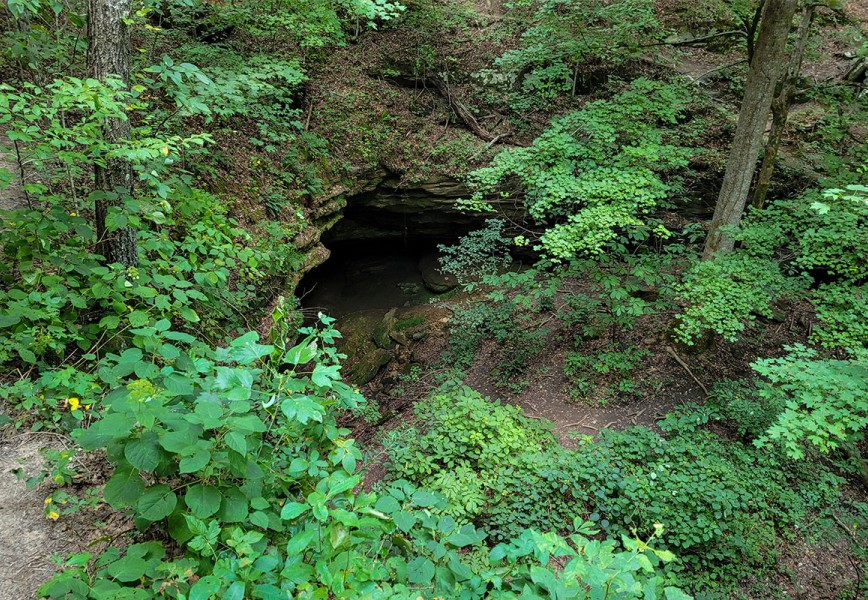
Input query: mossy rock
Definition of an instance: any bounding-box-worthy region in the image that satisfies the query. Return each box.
[373,309,397,350]
[337,310,394,384]
[345,345,392,385]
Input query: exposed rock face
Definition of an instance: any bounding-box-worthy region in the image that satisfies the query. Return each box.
[327,173,516,243]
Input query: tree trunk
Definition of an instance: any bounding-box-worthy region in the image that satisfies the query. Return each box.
[702,0,797,260]
[752,3,815,211]
[87,0,138,267]
[742,0,767,66]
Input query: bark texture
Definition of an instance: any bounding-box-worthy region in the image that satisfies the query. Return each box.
[87,0,138,266]
[752,3,815,211]
[702,0,798,260]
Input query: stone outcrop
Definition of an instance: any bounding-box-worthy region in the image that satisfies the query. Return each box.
[418,252,457,293]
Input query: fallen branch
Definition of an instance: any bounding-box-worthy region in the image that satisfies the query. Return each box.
[832,513,858,541]
[382,72,512,144]
[642,29,745,48]
[428,74,500,142]
[664,345,710,396]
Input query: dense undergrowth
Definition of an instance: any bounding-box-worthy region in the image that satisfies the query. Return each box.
[1,0,867,597]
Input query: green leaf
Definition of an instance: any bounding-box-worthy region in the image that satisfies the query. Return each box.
[224,582,245,600]
[104,467,144,508]
[106,555,148,583]
[374,496,401,514]
[179,449,211,474]
[286,529,317,555]
[280,395,325,424]
[227,331,274,365]
[283,341,316,366]
[445,524,486,548]
[329,523,350,550]
[124,434,162,472]
[128,310,150,327]
[280,502,309,520]
[218,488,249,523]
[311,363,340,387]
[664,587,693,600]
[189,575,222,600]
[411,490,441,507]
[179,307,200,323]
[407,557,435,585]
[137,484,177,521]
[224,431,247,454]
[250,510,269,529]
[393,511,417,533]
[99,315,120,329]
[185,485,221,518]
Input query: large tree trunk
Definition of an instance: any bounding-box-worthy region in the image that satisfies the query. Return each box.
[87,0,138,267]
[702,0,797,260]
[752,4,815,211]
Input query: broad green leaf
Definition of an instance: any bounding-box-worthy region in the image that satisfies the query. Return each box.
[104,467,144,507]
[280,502,309,520]
[310,363,340,387]
[106,555,148,583]
[283,341,316,366]
[224,431,247,454]
[374,496,400,514]
[407,557,435,585]
[189,575,222,600]
[280,395,325,424]
[185,484,221,518]
[137,485,177,521]
[128,310,150,327]
[286,529,317,555]
[124,433,162,472]
[218,488,249,523]
[393,511,416,533]
[179,449,211,474]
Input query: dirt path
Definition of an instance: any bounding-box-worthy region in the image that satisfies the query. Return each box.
[0,433,76,599]
[463,340,699,448]
[1,129,27,211]
[0,428,125,599]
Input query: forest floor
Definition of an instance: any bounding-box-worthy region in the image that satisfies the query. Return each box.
[0,428,125,599]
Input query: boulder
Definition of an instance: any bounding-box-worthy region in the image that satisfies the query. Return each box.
[345,346,392,385]
[418,252,457,293]
[373,309,397,349]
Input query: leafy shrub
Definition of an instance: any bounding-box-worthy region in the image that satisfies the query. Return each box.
[811,283,868,351]
[460,79,694,259]
[564,345,649,404]
[389,385,552,481]
[560,253,675,343]
[39,323,685,599]
[675,251,808,344]
[387,386,840,591]
[676,183,867,349]
[754,345,868,460]
[445,297,548,383]
[494,0,660,106]
[706,379,783,440]
[438,219,512,288]
[575,425,841,589]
